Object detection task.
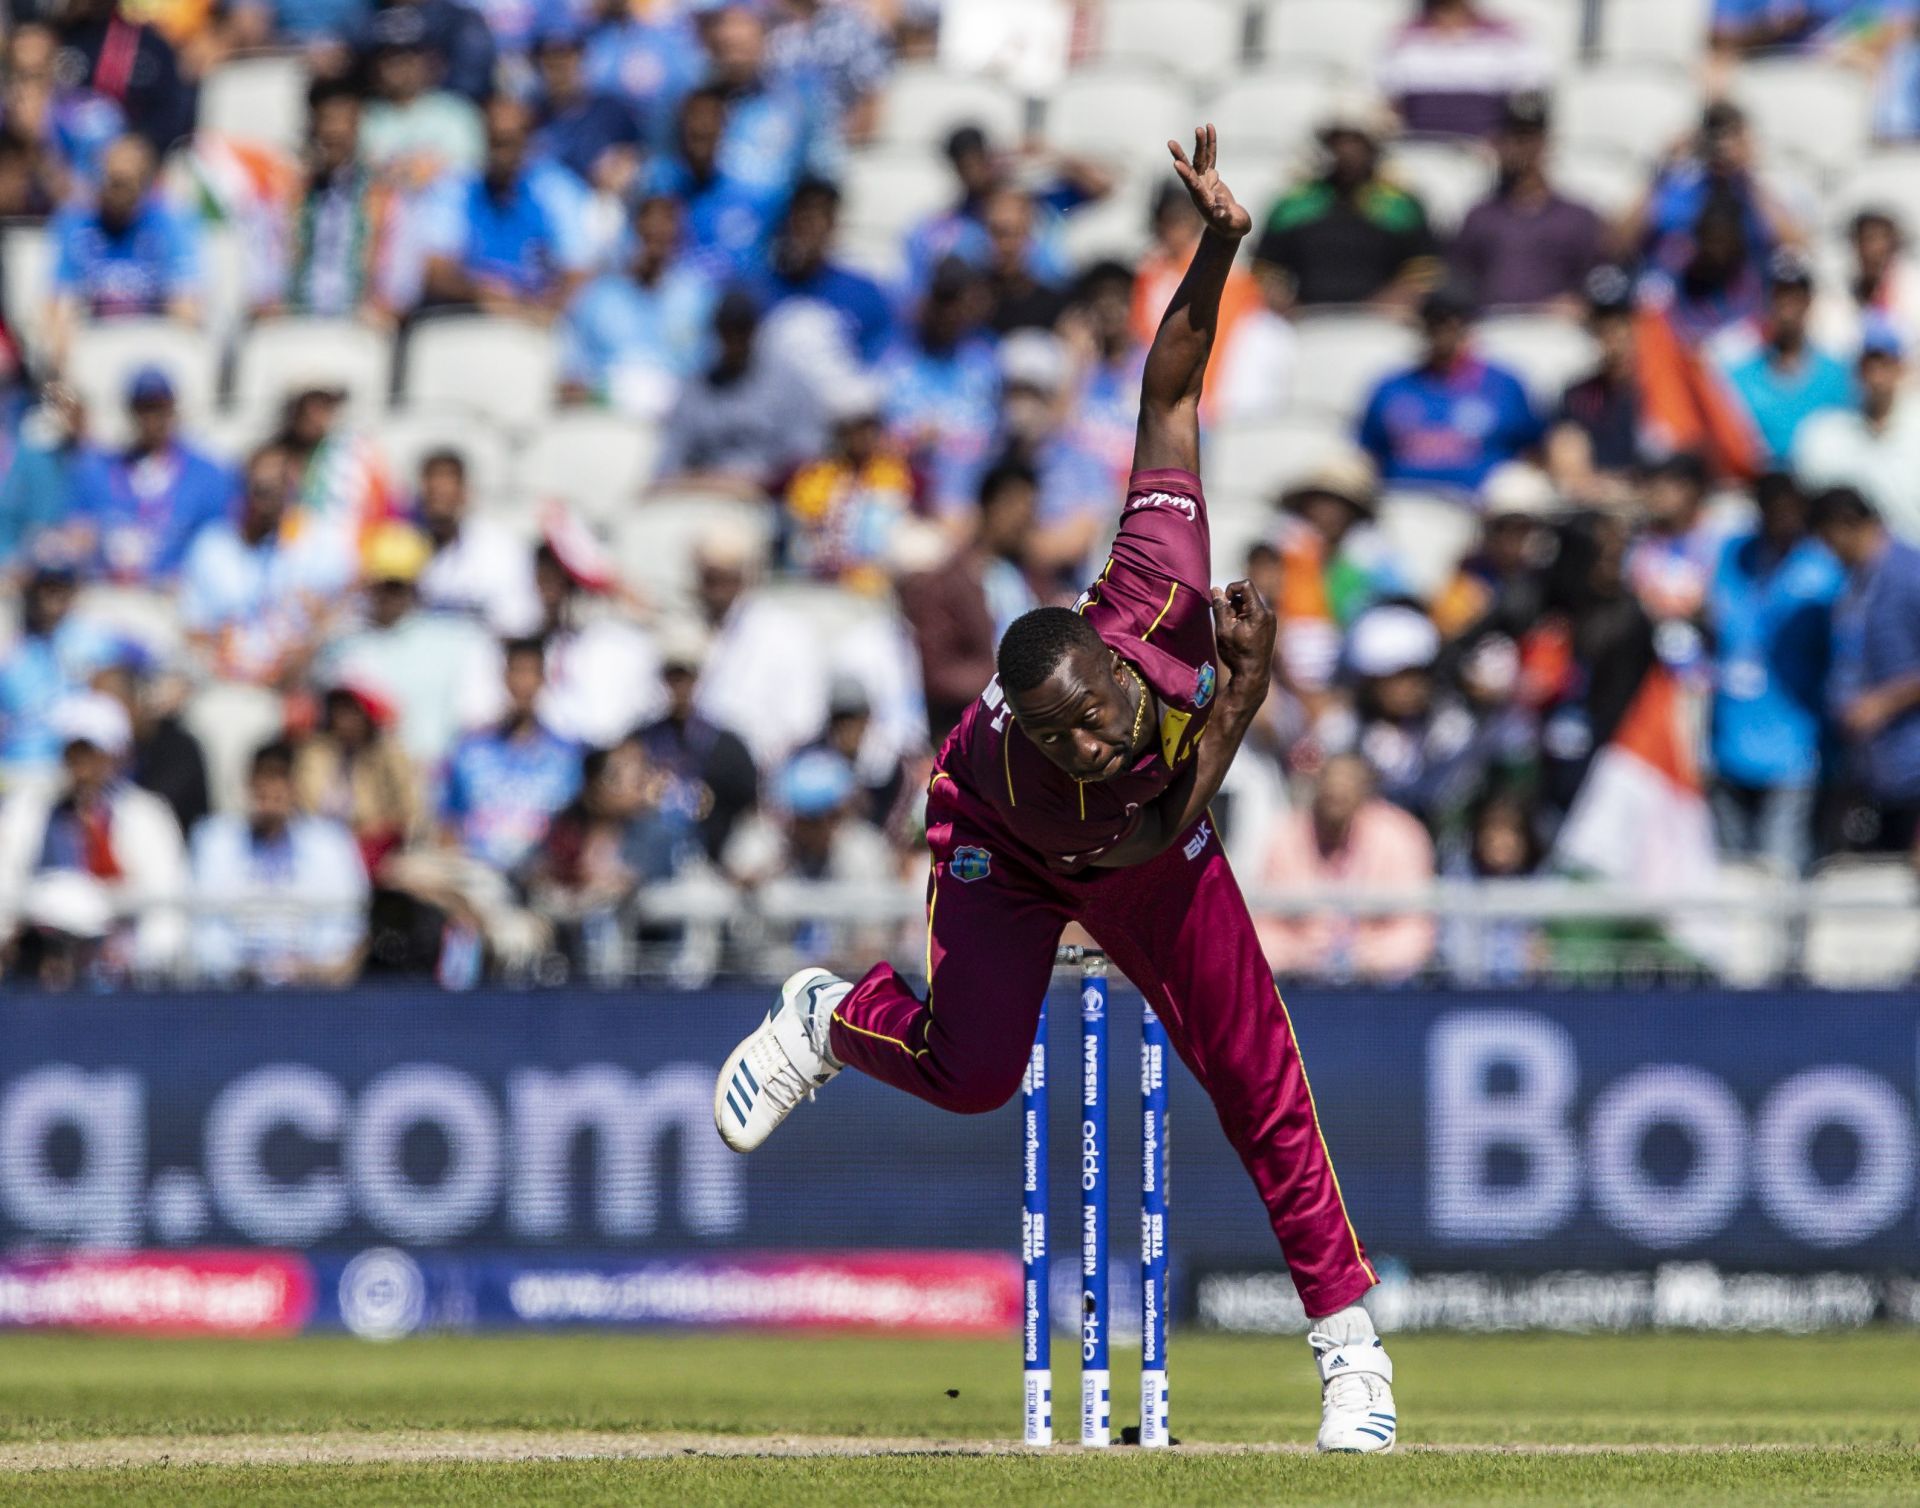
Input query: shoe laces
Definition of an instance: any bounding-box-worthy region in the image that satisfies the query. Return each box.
[748,1032,816,1114]
[1309,1332,1386,1417]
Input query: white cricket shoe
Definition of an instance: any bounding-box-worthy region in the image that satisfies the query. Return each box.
[713,968,849,1153]
[1311,1331,1397,1453]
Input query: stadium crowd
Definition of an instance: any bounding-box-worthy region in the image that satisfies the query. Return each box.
[2,0,1920,989]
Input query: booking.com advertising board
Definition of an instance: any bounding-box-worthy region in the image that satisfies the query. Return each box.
[0,988,1915,1338]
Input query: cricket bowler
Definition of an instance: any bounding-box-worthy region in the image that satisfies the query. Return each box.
[714,125,1397,1453]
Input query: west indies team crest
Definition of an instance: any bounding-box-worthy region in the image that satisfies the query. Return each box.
[1194,662,1216,708]
[949,846,993,883]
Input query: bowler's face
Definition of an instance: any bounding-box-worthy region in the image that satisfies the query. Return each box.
[1007,643,1138,783]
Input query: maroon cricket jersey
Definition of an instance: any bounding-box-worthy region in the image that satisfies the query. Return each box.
[935,467,1218,873]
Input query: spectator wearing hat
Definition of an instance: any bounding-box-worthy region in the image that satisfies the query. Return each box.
[560,193,716,417]
[294,678,421,877]
[781,375,918,589]
[724,745,894,972]
[752,176,894,363]
[1377,0,1551,140]
[1450,93,1604,313]
[358,6,485,183]
[654,287,823,494]
[895,459,1039,741]
[316,517,493,763]
[190,738,369,986]
[644,86,782,280]
[1432,461,1559,640]
[413,448,541,635]
[1251,90,1439,311]
[423,95,595,322]
[1322,604,1527,836]
[1270,446,1408,698]
[46,134,200,368]
[529,15,645,194]
[1813,208,1920,358]
[765,0,893,146]
[1716,249,1855,466]
[1547,266,1652,508]
[1253,752,1436,982]
[880,256,1000,517]
[1706,472,1844,874]
[1795,318,1920,542]
[0,691,188,982]
[70,367,235,587]
[636,620,761,863]
[1357,283,1541,497]
[1813,484,1920,850]
[0,553,121,775]
[254,79,404,325]
[355,0,496,106]
[991,328,1110,580]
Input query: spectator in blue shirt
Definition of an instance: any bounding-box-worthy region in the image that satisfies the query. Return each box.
[0,554,121,775]
[1814,483,1920,850]
[47,134,200,366]
[881,256,1001,518]
[50,0,194,152]
[1357,283,1542,497]
[70,368,235,587]
[355,0,498,104]
[1707,473,1845,873]
[560,192,716,416]
[424,95,592,319]
[438,637,582,872]
[1632,102,1800,281]
[582,0,705,129]
[1717,249,1855,466]
[529,15,643,195]
[644,85,781,279]
[1710,0,1894,56]
[702,1,836,204]
[752,176,892,365]
[765,0,893,145]
[0,387,89,568]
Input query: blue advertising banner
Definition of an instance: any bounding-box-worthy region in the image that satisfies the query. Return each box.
[0,987,1913,1296]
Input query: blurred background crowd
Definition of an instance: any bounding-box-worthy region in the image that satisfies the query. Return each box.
[3,0,1920,991]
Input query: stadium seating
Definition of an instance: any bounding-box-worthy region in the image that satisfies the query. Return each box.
[1481,0,1585,72]
[516,411,661,527]
[1556,64,1702,165]
[66,320,221,449]
[3,224,51,360]
[1734,59,1872,184]
[230,317,395,426]
[185,679,294,815]
[1208,67,1338,158]
[872,62,1025,151]
[1803,858,1920,987]
[1287,312,1421,423]
[1376,490,1481,599]
[1597,0,1714,69]
[1549,144,1649,220]
[1206,413,1349,500]
[1474,313,1600,405]
[1255,0,1406,79]
[1385,139,1494,237]
[402,316,559,432]
[840,145,956,250]
[1044,68,1194,169]
[612,492,774,611]
[373,409,516,503]
[1830,148,1920,229]
[196,54,311,151]
[1095,0,1245,84]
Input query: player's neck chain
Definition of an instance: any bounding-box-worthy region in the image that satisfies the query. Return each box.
[1124,662,1151,753]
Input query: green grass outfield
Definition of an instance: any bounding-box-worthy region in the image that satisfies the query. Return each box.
[0,1330,1914,1506]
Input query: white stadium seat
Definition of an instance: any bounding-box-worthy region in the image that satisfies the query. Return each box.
[1474,313,1599,405]
[1206,414,1351,500]
[373,409,514,503]
[517,411,660,526]
[1599,0,1714,69]
[185,680,291,815]
[1045,68,1194,169]
[1557,64,1701,165]
[1479,0,1583,73]
[1208,66,1338,158]
[403,315,558,431]
[1735,59,1871,183]
[613,493,775,610]
[1710,860,1792,988]
[1804,858,1920,987]
[873,63,1026,151]
[1257,0,1405,80]
[231,317,394,425]
[840,146,957,249]
[1832,150,1920,229]
[196,54,310,151]
[66,320,220,449]
[1549,144,1648,220]
[1286,311,1421,423]
[1097,0,1243,83]
[1058,168,1156,265]
[1385,139,1494,237]
[200,225,249,350]
[1375,490,1481,599]
[3,223,52,360]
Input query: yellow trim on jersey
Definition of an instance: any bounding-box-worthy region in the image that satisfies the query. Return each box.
[1160,706,1193,767]
[1271,979,1378,1285]
[924,859,939,1010]
[831,1012,930,1058]
[1076,780,1086,820]
[1002,736,1016,806]
[1142,580,1179,640]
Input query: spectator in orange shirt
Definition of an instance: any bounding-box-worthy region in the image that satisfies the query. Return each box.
[1131,179,1261,420]
[1254,752,1437,982]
